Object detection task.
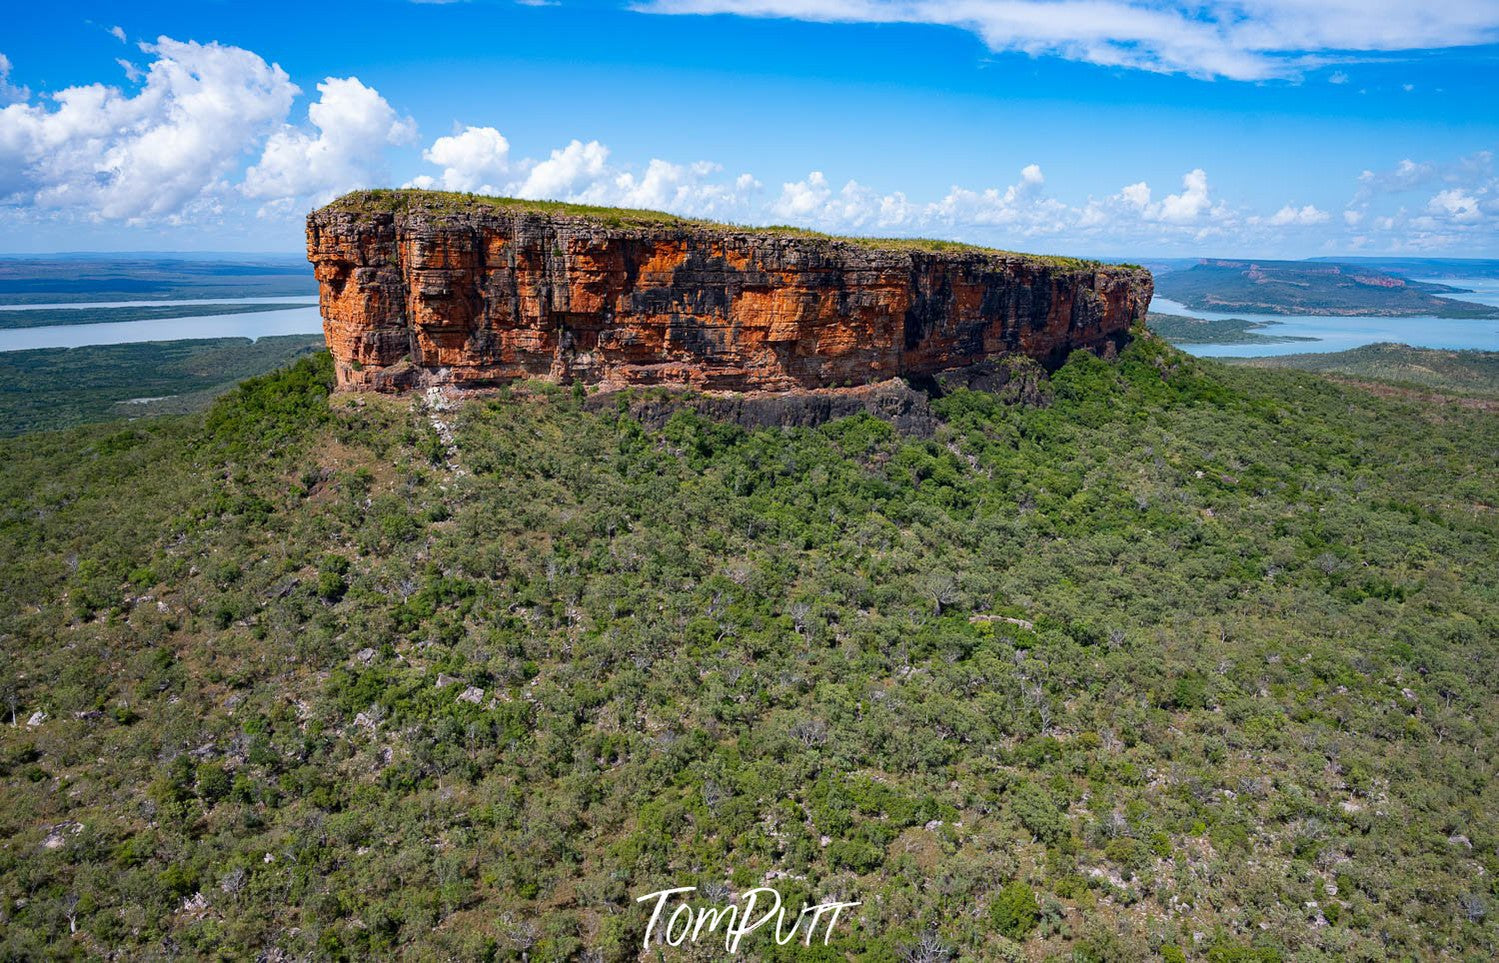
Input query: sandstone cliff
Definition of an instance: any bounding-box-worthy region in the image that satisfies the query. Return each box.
[307,191,1153,394]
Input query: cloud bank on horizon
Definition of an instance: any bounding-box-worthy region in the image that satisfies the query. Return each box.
[0,9,1495,256]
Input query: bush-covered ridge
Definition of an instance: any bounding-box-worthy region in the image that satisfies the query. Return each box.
[1229,342,1499,398]
[319,189,1134,270]
[0,335,326,436]
[0,342,1494,960]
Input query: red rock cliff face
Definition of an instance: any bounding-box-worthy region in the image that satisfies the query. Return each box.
[306,194,1153,393]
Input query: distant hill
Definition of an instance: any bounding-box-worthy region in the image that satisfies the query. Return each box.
[1307,256,1499,280]
[1228,342,1499,397]
[0,255,317,304]
[0,301,316,330]
[1156,259,1499,318]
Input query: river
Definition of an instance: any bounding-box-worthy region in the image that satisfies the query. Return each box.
[0,301,324,352]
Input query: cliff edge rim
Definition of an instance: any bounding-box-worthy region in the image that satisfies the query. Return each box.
[318,190,1140,272]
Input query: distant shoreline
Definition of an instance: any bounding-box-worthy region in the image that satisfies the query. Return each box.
[0,301,318,330]
[1146,311,1320,345]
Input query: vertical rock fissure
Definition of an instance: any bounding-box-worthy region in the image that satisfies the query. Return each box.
[308,198,1152,393]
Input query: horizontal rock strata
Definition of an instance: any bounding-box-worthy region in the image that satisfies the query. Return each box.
[307,192,1153,394]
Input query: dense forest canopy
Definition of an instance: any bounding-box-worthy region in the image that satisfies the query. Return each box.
[0,337,1494,960]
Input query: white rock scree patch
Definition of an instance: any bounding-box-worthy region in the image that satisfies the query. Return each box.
[636,885,860,952]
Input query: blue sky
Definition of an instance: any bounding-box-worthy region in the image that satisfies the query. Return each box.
[1,0,1497,258]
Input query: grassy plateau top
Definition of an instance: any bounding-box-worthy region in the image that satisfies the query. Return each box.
[318,190,1136,271]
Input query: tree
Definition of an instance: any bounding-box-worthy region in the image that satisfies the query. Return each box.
[991,881,1039,940]
[923,573,959,617]
[900,930,953,963]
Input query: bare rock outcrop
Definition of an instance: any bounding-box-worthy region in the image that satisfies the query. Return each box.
[307,191,1153,395]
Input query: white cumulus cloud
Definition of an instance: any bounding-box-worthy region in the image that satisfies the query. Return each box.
[7,31,1491,257]
[1107,169,1217,225]
[1155,169,1213,223]
[1268,204,1330,226]
[480,138,763,218]
[1346,152,1496,249]
[1427,188,1481,223]
[763,164,1081,239]
[0,38,296,222]
[608,159,760,216]
[0,54,28,105]
[514,138,611,200]
[408,125,511,193]
[243,76,417,211]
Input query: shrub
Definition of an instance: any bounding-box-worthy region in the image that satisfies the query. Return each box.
[991,881,1040,940]
[1010,781,1068,844]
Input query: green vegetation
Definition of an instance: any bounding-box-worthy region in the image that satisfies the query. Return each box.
[0,335,324,435]
[0,255,316,304]
[1146,311,1320,345]
[991,881,1040,939]
[1157,260,1499,318]
[324,189,1119,269]
[1230,342,1499,398]
[0,301,317,330]
[0,340,1495,960]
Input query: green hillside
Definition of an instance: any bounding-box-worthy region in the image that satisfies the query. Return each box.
[1230,343,1499,398]
[0,340,1495,960]
[0,335,325,436]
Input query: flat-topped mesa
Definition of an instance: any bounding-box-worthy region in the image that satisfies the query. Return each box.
[307,190,1154,393]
